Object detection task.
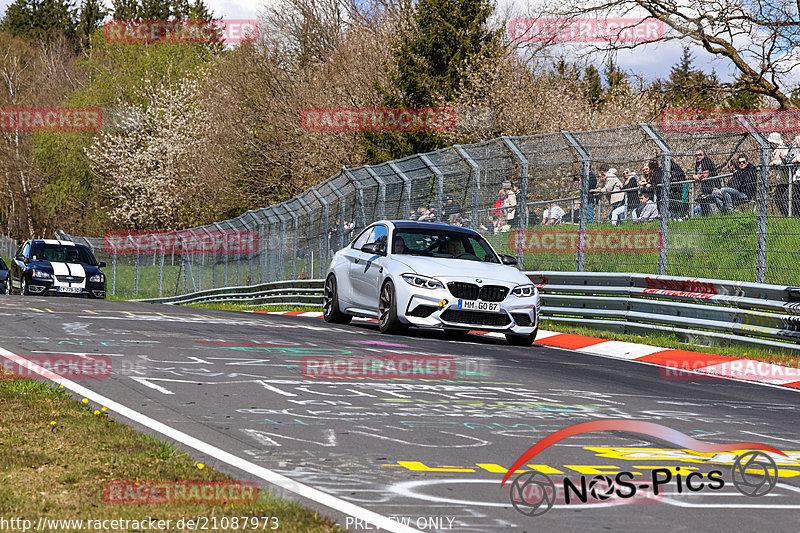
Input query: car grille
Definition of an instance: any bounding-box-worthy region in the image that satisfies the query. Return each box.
[407,305,437,318]
[441,309,511,327]
[447,282,509,302]
[511,313,532,326]
[56,275,84,283]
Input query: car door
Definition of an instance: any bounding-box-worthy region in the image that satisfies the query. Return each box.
[9,242,29,293]
[338,227,374,308]
[349,224,388,310]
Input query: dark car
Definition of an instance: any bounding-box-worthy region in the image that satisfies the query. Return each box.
[0,256,8,294]
[8,239,106,298]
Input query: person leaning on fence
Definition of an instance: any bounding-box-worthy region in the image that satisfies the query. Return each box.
[772,132,800,217]
[713,154,757,214]
[611,169,640,225]
[692,149,720,216]
[632,190,659,223]
[590,167,624,223]
[542,204,566,225]
[501,181,517,227]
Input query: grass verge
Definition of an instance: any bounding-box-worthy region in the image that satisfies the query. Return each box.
[0,376,342,532]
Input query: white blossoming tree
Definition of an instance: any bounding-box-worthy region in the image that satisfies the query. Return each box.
[86,70,212,230]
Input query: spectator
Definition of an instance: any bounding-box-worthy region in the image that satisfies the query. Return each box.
[632,191,659,222]
[770,131,793,216]
[692,149,720,216]
[490,190,505,217]
[501,181,517,226]
[590,167,624,223]
[783,134,800,215]
[713,153,757,214]
[418,204,437,222]
[449,212,464,226]
[442,196,462,219]
[588,167,605,223]
[542,203,566,225]
[480,214,497,233]
[611,169,640,225]
[668,160,689,219]
[410,206,427,221]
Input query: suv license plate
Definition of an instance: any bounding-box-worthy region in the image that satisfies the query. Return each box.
[457,300,500,312]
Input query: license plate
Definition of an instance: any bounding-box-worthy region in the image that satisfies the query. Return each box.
[457,299,500,312]
[57,286,82,294]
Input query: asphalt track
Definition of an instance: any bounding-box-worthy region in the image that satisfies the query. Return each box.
[2,297,800,533]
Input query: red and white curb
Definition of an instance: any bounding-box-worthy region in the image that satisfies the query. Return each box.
[254,311,800,391]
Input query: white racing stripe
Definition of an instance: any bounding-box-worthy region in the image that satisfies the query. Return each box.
[50,262,87,289]
[0,346,422,533]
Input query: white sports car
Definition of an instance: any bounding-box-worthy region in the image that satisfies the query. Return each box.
[323,220,540,345]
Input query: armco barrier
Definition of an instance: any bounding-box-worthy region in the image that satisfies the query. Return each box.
[134,273,800,352]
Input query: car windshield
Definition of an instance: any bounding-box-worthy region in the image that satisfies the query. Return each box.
[29,244,98,266]
[392,228,499,263]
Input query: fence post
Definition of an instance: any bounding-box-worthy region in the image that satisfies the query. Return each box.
[297,196,314,278]
[311,187,329,278]
[285,204,299,280]
[342,166,367,232]
[419,154,444,223]
[502,137,530,265]
[562,131,590,272]
[454,145,481,231]
[272,206,288,281]
[640,123,672,275]
[328,180,348,253]
[388,162,413,217]
[364,166,387,220]
[212,222,228,285]
[738,115,770,283]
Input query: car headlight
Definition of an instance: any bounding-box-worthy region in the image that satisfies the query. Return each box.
[31,269,52,280]
[90,274,104,283]
[402,274,444,290]
[512,284,536,297]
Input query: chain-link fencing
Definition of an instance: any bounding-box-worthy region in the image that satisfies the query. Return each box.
[2,117,798,298]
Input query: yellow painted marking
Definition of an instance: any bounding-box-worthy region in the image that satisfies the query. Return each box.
[83,309,98,314]
[396,461,475,472]
[633,465,700,475]
[565,465,624,475]
[43,308,55,313]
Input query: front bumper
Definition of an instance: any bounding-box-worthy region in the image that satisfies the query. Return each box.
[397,282,539,334]
[26,277,106,298]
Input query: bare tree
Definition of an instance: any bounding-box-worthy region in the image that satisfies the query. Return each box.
[519,0,800,107]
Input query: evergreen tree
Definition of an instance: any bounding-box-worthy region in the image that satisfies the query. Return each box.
[604,58,626,88]
[0,0,78,39]
[77,0,105,44]
[581,65,603,108]
[654,46,720,108]
[360,0,500,163]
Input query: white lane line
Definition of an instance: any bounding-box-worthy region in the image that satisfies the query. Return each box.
[130,377,176,395]
[0,346,421,533]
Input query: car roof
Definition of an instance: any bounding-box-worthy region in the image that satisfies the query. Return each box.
[383,220,481,236]
[30,239,77,246]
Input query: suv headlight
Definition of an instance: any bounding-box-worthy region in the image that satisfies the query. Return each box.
[402,274,444,290]
[511,284,536,297]
[90,274,104,283]
[31,269,52,280]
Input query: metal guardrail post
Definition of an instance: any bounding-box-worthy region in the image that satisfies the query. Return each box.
[224,221,241,286]
[388,162,413,217]
[243,213,259,285]
[364,166,386,220]
[502,136,530,231]
[454,145,481,232]
[419,154,444,223]
[111,244,117,296]
[640,123,672,275]
[342,166,367,232]
[297,196,314,278]
[284,204,299,280]
[262,208,279,282]
[328,180,348,253]
[311,187,329,278]
[738,115,770,284]
[212,222,228,286]
[562,131,591,272]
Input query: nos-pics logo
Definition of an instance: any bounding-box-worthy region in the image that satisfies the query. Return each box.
[501,420,783,517]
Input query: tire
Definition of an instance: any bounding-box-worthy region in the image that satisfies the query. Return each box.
[322,274,352,324]
[378,280,406,334]
[21,277,28,296]
[505,330,538,346]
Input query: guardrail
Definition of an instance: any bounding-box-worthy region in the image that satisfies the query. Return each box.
[132,279,324,307]
[133,273,800,353]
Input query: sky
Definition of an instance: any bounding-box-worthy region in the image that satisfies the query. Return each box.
[0,0,754,85]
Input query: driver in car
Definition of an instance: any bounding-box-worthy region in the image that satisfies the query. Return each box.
[445,238,463,257]
[393,236,407,255]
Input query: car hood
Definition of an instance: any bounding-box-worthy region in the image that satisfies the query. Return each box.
[27,261,102,274]
[391,255,528,284]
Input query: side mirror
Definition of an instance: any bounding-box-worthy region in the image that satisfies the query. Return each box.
[15,254,25,263]
[361,242,386,256]
[98,262,107,268]
[500,254,518,265]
